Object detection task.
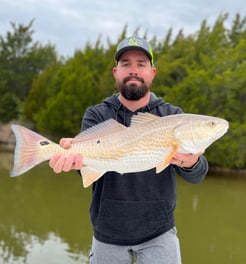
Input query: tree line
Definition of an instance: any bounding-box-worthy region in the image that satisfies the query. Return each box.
[0,14,245,170]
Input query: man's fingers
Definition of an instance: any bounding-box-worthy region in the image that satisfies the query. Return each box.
[49,154,60,169]
[59,138,73,149]
[63,154,76,172]
[52,155,66,173]
[73,154,83,170]
[49,153,83,173]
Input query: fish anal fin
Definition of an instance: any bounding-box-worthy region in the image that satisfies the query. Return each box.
[156,143,179,174]
[73,119,126,143]
[81,167,105,188]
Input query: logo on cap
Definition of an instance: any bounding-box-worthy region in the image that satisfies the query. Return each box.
[128,37,139,46]
[115,36,154,65]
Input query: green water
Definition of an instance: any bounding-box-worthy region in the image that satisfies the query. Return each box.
[0,152,246,264]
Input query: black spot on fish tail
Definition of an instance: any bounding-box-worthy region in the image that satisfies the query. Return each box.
[40,140,50,146]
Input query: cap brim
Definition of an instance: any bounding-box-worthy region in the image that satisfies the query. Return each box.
[115,46,152,64]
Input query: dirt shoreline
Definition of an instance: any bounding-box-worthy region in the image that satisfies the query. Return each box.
[0,123,16,151]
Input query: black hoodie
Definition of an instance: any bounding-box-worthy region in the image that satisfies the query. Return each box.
[81,92,208,245]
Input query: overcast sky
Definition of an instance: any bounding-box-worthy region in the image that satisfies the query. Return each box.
[0,0,245,57]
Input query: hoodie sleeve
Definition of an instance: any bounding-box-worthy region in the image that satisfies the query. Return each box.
[81,105,108,131]
[175,155,209,183]
[81,95,119,131]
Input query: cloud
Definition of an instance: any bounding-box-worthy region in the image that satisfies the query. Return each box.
[0,0,245,56]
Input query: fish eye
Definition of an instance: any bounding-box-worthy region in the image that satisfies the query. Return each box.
[96,139,101,144]
[209,121,216,127]
[40,140,50,146]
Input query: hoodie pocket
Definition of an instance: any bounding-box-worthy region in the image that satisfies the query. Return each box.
[96,199,171,241]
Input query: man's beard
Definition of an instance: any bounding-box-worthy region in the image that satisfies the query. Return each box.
[117,76,150,101]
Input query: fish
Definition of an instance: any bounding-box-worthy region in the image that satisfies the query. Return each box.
[10,113,229,187]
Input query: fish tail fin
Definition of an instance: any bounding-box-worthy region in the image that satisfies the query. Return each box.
[10,125,52,177]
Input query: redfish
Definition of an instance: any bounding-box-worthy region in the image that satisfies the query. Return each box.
[10,113,229,187]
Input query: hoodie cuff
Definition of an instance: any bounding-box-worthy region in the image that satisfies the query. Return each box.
[181,158,201,172]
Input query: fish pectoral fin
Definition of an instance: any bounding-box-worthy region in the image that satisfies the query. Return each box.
[156,143,179,174]
[80,166,105,188]
[156,162,169,173]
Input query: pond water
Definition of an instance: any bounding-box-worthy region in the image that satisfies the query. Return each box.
[0,151,246,264]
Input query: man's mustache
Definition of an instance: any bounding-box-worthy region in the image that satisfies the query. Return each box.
[123,76,144,84]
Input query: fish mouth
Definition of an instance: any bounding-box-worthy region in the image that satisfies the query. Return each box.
[213,123,229,140]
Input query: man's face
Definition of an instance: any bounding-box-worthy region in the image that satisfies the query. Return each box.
[112,50,156,101]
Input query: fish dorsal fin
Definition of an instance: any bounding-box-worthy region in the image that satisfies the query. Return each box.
[130,112,160,127]
[73,119,126,143]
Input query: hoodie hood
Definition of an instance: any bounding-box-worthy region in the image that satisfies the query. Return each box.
[102,92,167,126]
[103,92,165,111]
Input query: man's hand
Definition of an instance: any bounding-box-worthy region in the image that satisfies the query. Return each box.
[170,152,202,168]
[49,138,83,173]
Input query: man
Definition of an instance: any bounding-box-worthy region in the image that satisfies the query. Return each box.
[49,36,208,264]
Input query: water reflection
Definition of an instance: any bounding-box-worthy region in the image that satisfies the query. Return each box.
[176,173,246,263]
[191,194,199,212]
[0,152,92,264]
[0,232,88,264]
[1,151,246,264]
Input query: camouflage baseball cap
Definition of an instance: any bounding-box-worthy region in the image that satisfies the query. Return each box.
[115,36,154,65]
